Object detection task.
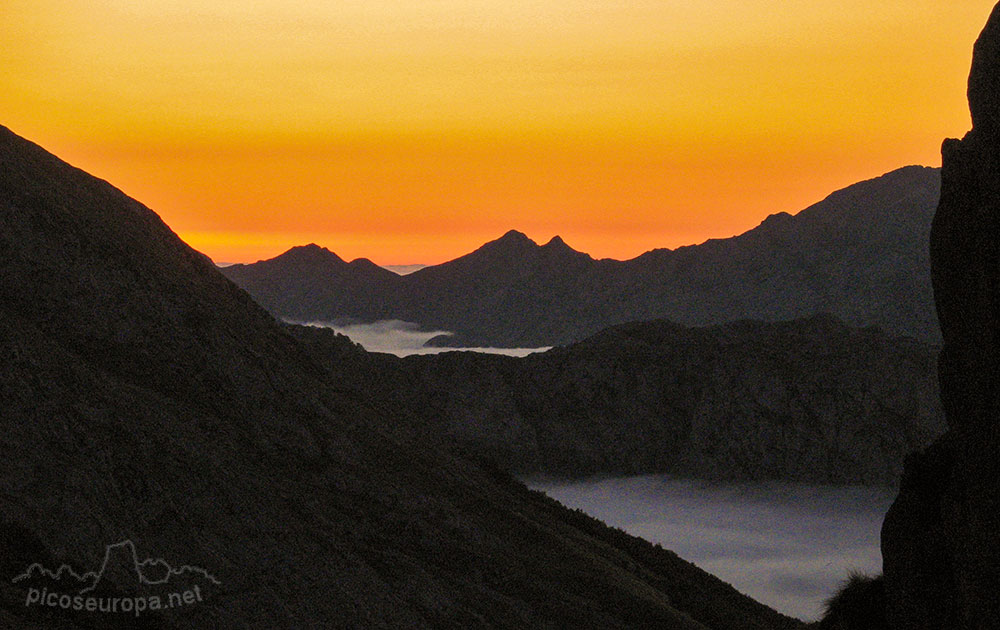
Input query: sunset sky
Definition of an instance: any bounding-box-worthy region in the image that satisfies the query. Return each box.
[3,1,994,264]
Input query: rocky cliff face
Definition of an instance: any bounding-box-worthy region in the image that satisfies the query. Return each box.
[881,4,1000,628]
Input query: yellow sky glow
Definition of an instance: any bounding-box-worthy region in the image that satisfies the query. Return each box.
[2,1,994,263]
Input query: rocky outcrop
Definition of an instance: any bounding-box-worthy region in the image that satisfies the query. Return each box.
[293,315,945,486]
[224,166,942,347]
[881,4,1000,628]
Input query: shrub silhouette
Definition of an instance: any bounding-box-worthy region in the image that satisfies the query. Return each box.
[818,572,888,629]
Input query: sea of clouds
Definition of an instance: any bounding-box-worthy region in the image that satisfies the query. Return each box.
[527,475,895,622]
[302,318,891,621]
[297,320,550,357]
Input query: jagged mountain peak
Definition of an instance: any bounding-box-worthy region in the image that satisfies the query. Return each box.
[541,235,593,262]
[541,235,570,249]
[459,229,541,261]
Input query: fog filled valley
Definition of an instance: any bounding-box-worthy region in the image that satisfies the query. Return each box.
[296,321,922,622]
[528,476,895,622]
[296,319,550,357]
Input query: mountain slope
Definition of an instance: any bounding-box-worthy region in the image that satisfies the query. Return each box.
[0,125,803,629]
[224,166,941,347]
[291,315,944,486]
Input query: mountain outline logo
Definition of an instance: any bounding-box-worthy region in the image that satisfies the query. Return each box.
[12,539,221,594]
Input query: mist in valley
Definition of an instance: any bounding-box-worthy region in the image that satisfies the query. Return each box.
[298,320,550,357]
[529,475,894,621]
[304,319,897,621]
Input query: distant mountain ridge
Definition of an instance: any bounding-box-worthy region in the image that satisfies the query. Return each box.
[224,165,942,347]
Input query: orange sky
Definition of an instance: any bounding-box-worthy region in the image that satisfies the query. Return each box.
[2,1,994,264]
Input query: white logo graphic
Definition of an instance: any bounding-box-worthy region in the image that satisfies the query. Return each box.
[13,540,220,617]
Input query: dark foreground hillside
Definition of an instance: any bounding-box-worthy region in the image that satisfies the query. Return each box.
[291,315,944,486]
[0,125,805,628]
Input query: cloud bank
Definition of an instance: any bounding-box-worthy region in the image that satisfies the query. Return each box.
[527,475,895,621]
[298,320,550,357]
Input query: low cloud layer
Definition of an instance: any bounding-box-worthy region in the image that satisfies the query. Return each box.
[381,264,427,276]
[527,475,895,621]
[299,320,549,357]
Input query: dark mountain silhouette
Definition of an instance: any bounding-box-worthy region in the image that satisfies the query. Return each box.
[0,124,804,629]
[224,166,941,347]
[882,3,1000,627]
[290,314,944,486]
[229,242,402,322]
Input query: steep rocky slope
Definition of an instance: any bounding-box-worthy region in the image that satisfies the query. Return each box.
[225,165,941,347]
[0,125,803,629]
[292,315,944,486]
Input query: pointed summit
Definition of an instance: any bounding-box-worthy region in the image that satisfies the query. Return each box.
[473,229,539,256]
[496,229,534,245]
[540,235,591,261]
[542,235,577,251]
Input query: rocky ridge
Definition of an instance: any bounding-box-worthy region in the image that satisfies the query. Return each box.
[224,165,942,347]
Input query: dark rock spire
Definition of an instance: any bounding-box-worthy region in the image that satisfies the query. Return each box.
[882,3,1000,628]
[969,4,1000,135]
